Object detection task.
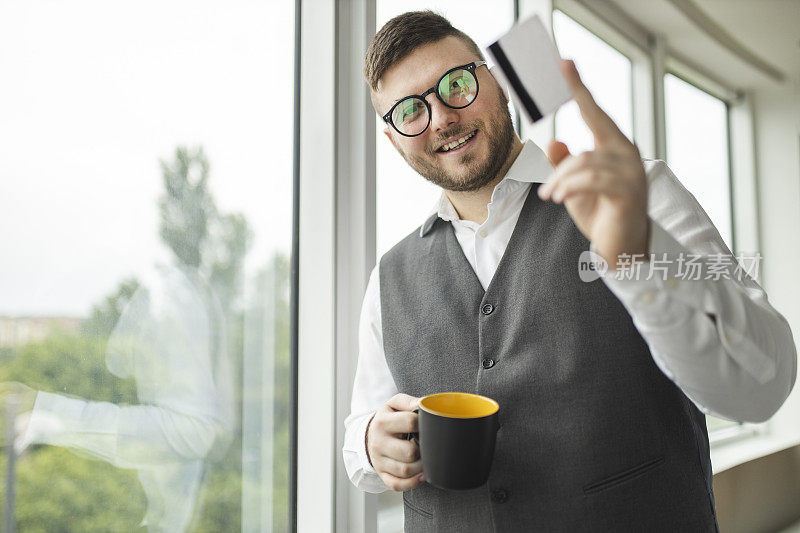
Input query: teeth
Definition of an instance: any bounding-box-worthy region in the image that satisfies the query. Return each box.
[440,131,476,152]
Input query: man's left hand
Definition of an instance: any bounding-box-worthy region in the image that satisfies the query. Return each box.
[537,59,649,270]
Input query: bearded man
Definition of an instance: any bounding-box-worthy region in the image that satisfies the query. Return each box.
[343,10,796,532]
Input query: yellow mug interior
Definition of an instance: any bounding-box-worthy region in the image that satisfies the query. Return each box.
[419,392,499,419]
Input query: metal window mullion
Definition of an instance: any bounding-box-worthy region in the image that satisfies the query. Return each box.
[290,0,302,529]
[334,1,378,532]
[651,34,667,161]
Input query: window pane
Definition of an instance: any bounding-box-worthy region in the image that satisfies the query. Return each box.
[665,73,733,249]
[0,1,294,531]
[664,73,736,435]
[552,10,633,153]
[376,1,515,259]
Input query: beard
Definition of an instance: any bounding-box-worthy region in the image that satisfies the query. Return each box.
[398,94,516,192]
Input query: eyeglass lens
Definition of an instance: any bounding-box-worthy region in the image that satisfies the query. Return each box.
[390,67,478,136]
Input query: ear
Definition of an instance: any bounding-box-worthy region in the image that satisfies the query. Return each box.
[383,127,398,151]
[489,65,510,103]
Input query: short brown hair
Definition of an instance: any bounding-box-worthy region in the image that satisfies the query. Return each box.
[364,10,485,92]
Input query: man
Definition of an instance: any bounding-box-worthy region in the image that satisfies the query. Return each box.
[344,10,796,532]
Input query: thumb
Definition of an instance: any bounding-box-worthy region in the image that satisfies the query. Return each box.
[547,139,571,167]
[387,393,420,412]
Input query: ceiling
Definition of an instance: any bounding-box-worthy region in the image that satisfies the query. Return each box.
[607,0,800,91]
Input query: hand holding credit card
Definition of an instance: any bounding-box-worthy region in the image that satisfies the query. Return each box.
[488,15,650,274]
[485,14,572,124]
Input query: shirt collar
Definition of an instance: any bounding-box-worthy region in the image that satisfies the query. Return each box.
[419,139,554,238]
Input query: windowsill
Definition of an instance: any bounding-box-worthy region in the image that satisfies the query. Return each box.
[711,428,800,474]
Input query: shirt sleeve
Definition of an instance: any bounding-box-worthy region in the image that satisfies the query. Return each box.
[593,159,797,423]
[18,391,221,466]
[342,263,398,493]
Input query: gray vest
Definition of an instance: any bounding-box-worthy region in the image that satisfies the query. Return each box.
[379,183,718,532]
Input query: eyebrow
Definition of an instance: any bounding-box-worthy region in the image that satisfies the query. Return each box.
[393,91,419,104]
[389,61,477,104]
[391,86,425,104]
[390,75,436,104]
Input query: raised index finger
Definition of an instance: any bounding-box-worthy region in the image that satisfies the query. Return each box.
[560,59,624,143]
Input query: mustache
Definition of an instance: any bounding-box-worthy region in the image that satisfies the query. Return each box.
[428,121,484,154]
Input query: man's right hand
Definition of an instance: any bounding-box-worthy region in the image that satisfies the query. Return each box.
[366,393,425,491]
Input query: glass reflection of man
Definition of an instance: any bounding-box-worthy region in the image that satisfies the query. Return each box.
[3,264,233,532]
[343,11,796,532]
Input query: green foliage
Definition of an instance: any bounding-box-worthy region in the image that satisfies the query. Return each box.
[0,146,291,531]
[0,332,145,530]
[158,146,253,315]
[0,255,293,530]
[192,460,242,533]
[159,147,214,269]
[242,254,292,532]
[208,213,252,313]
[2,447,147,533]
[82,278,141,340]
[0,330,137,403]
[84,146,254,348]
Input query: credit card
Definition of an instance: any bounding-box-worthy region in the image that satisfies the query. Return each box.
[486,14,572,124]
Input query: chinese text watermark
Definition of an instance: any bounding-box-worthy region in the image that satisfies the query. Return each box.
[578,251,762,283]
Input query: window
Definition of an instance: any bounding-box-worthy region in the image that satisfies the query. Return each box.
[664,72,738,436]
[0,1,295,530]
[552,9,634,153]
[665,73,733,249]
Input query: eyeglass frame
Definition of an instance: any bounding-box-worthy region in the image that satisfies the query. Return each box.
[381,61,488,137]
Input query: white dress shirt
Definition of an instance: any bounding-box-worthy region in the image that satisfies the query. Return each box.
[343,139,797,494]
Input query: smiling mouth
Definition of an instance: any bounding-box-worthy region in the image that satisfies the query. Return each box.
[436,130,478,154]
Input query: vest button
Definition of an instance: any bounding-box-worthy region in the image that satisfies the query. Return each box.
[481,303,494,315]
[491,489,509,503]
[482,358,495,369]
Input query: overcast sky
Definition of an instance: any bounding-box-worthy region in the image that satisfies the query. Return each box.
[0,0,294,316]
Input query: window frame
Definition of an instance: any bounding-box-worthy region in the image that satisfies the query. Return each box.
[297,0,339,531]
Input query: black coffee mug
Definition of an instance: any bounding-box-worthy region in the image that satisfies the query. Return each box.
[407,392,500,491]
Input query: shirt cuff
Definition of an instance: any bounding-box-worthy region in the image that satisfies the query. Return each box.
[17,391,69,452]
[590,218,710,330]
[343,411,388,493]
[355,412,378,476]
[17,391,120,451]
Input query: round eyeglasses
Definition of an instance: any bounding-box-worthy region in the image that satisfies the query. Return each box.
[382,61,487,137]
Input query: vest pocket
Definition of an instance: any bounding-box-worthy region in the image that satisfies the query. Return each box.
[583,455,666,495]
[403,491,434,519]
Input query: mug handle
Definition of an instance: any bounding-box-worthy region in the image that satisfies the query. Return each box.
[404,408,419,442]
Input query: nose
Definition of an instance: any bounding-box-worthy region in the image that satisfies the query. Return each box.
[426,94,460,134]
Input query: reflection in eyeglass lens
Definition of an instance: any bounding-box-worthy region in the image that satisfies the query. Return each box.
[393,97,427,134]
[439,69,476,107]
